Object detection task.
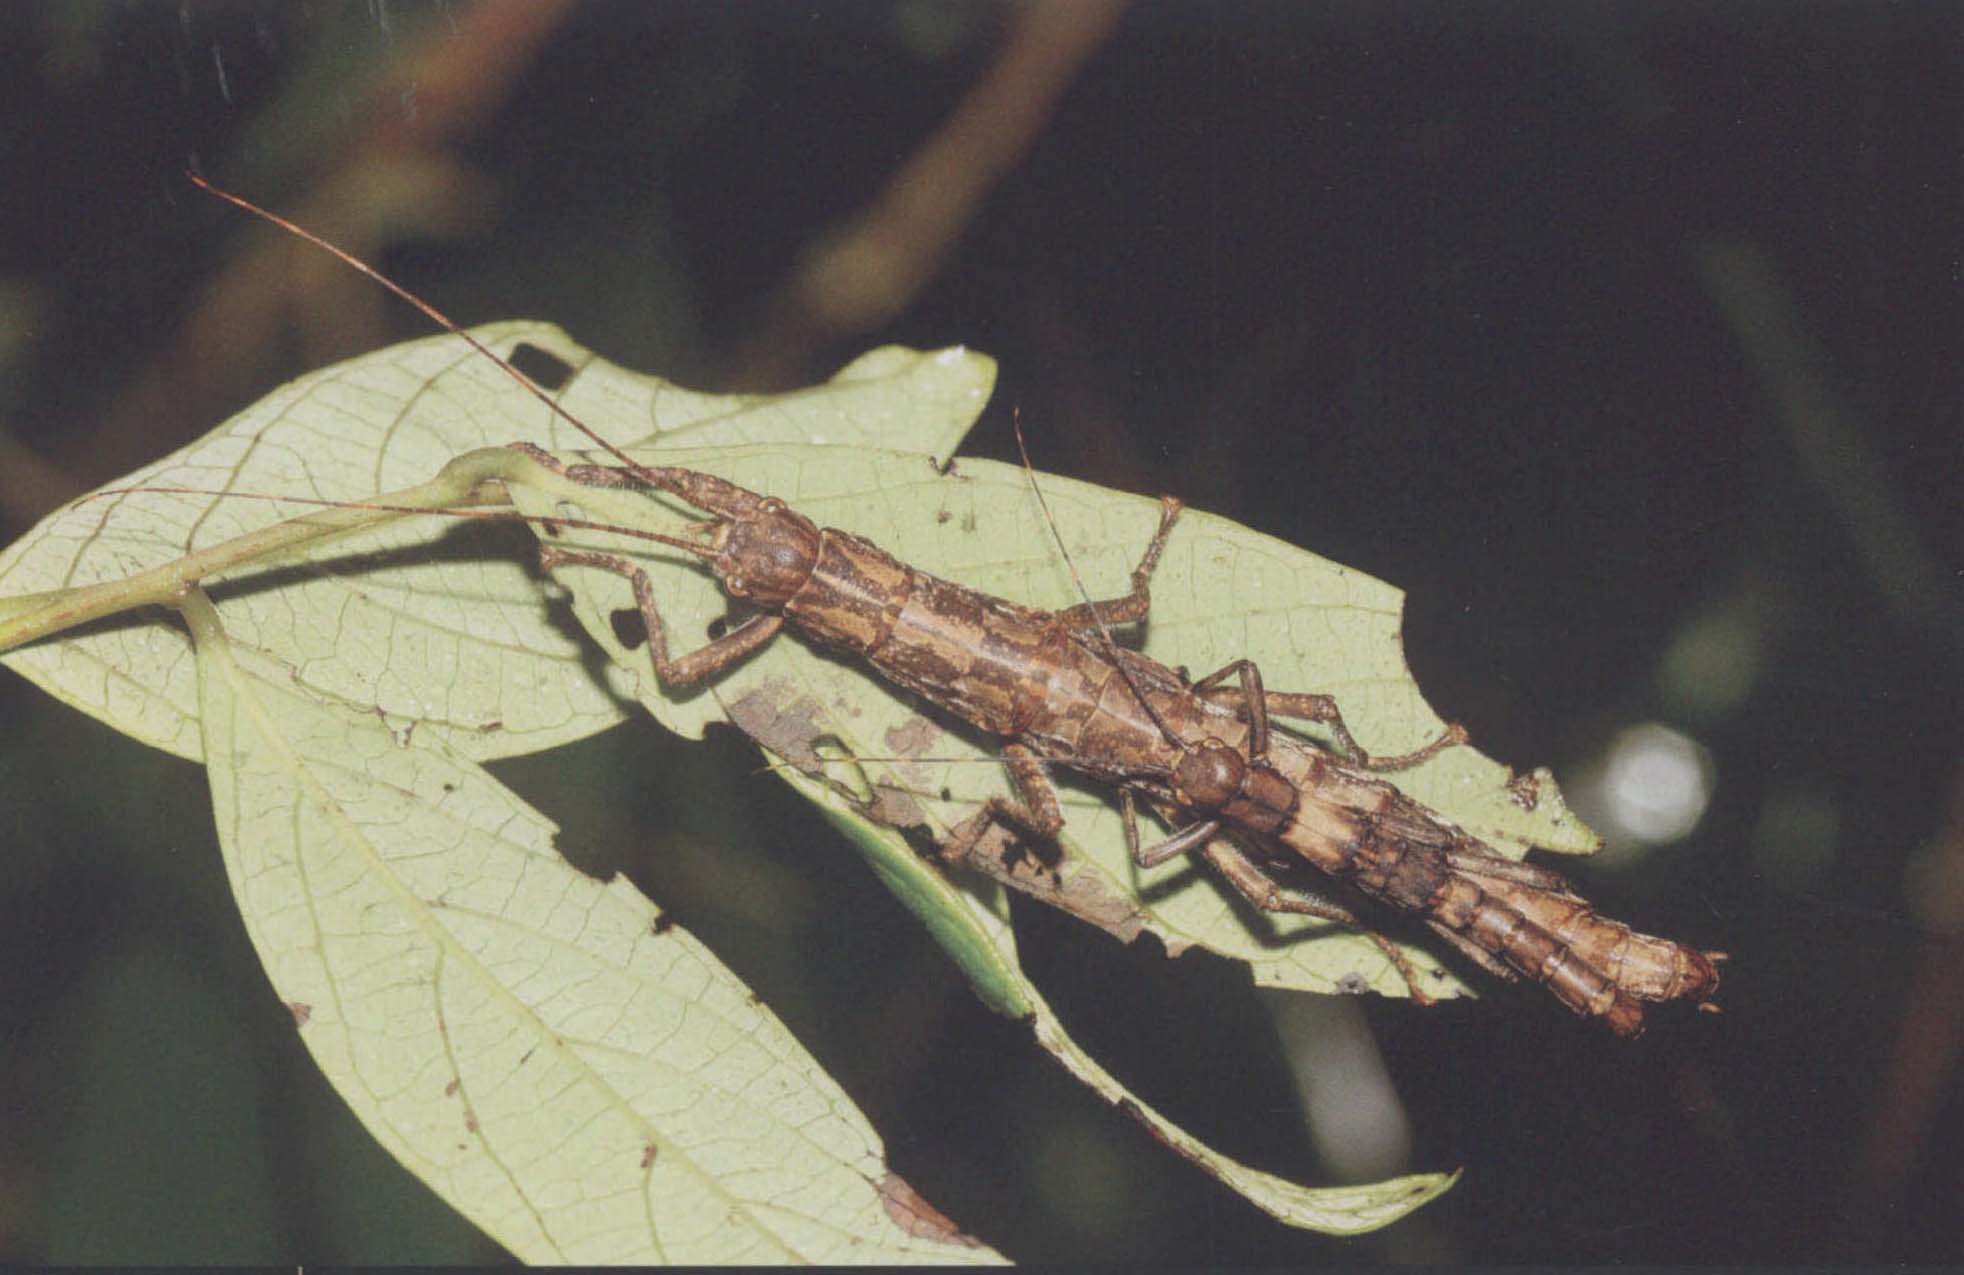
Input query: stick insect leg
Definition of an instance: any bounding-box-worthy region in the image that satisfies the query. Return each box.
[1190,657,1467,772]
[941,743,1069,865]
[1121,788,1226,869]
[1054,496,1184,630]
[1199,839,1441,1006]
[534,546,784,688]
[1424,919,1521,983]
[506,440,770,524]
[507,440,643,490]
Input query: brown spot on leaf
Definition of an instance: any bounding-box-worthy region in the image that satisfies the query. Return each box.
[947,818,1155,946]
[1505,770,1542,811]
[286,1001,312,1027]
[445,1079,461,1097]
[867,782,927,830]
[640,1144,658,1170]
[725,678,828,771]
[1052,869,1155,945]
[883,716,941,758]
[877,1171,983,1247]
[464,1109,481,1134]
[729,679,932,828]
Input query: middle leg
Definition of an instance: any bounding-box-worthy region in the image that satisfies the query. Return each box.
[1190,657,1467,771]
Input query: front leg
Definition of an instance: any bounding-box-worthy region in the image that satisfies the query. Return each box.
[507,439,777,524]
[536,545,783,688]
[1120,788,1224,869]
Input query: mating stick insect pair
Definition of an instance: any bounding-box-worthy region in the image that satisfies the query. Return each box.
[174,177,1722,1036]
[509,443,1720,1035]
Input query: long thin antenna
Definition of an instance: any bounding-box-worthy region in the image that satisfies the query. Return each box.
[83,483,719,562]
[1008,409,1183,750]
[187,172,661,485]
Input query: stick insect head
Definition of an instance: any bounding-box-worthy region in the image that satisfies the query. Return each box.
[703,495,821,607]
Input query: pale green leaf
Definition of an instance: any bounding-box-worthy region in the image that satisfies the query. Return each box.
[0,328,993,764]
[511,445,1599,1004]
[182,588,1001,1265]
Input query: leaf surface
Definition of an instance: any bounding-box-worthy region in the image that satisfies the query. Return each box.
[0,328,993,763]
[183,588,999,1264]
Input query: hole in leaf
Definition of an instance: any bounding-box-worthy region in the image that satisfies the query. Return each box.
[610,608,646,648]
[898,823,944,861]
[510,342,576,391]
[706,616,730,640]
[813,734,874,804]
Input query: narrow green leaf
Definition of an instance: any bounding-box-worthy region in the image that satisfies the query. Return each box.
[1029,1009,1461,1235]
[809,785,1034,1024]
[0,328,993,764]
[181,587,1002,1264]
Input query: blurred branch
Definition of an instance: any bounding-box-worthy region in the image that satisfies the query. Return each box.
[722,0,1129,389]
[0,428,80,526]
[0,282,82,523]
[1846,767,1964,1239]
[1696,241,1963,648]
[52,0,577,515]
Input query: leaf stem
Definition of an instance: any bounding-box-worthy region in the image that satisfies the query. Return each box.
[0,447,525,655]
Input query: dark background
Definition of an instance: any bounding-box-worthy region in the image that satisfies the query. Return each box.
[1,1,1958,1264]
